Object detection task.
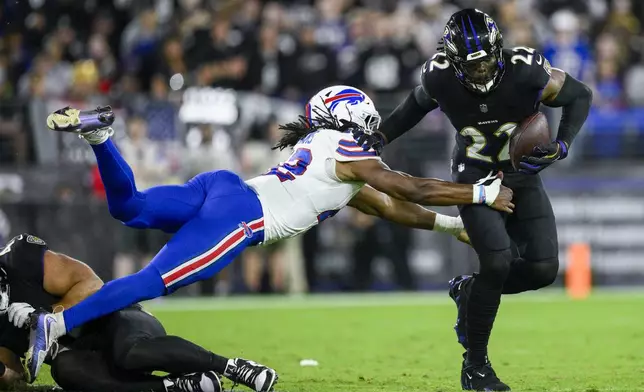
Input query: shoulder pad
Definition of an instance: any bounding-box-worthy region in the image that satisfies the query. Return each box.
[0,234,47,256]
[25,235,46,246]
[505,46,552,90]
[420,53,451,96]
[0,234,48,281]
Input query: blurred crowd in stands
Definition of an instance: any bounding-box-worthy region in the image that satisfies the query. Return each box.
[3,0,644,107]
[2,0,644,294]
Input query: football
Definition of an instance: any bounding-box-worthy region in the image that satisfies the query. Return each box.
[509,111,551,171]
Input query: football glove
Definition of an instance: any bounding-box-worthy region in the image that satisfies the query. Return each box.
[519,140,568,174]
[7,302,35,328]
[347,125,386,155]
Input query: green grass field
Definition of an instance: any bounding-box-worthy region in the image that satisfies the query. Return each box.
[34,290,644,391]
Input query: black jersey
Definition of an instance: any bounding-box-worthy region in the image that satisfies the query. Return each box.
[0,235,149,359]
[420,46,552,171]
[0,234,59,356]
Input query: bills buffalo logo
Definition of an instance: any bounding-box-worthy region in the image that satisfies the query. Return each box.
[239,222,254,239]
[323,88,366,112]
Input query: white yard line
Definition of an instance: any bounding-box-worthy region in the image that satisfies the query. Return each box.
[143,289,644,313]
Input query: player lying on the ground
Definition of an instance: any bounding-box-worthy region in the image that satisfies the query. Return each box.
[352,9,592,392]
[25,85,515,383]
[0,234,275,392]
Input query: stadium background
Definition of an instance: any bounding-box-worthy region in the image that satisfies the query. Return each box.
[1,0,644,296]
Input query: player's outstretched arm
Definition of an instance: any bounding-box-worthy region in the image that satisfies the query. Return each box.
[353,86,438,153]
[336,159,514,213]
[43,251,104,311]
[348,185,471,244]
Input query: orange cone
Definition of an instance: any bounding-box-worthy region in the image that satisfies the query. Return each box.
[565,242,592,299]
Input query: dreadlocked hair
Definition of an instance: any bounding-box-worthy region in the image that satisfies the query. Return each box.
[273,106,348,151]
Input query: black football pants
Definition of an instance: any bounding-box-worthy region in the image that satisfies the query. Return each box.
[452,164,559,363]
[51,307,226,392]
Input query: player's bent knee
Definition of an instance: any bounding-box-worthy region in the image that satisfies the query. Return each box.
[478,249,513,286]
[106,196,146,227]
[529,259,559,289]
[114,340,146,371]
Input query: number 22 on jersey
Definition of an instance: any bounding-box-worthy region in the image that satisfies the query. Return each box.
[461,123,517,163]
[267,148,313,182]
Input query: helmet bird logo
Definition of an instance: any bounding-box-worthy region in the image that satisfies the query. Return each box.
[324,88,366,112]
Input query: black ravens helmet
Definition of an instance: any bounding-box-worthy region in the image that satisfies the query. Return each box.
[439,9,504,93]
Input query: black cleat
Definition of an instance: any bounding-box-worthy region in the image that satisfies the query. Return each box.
[448,274,473,349]
[164,371,222,392]
[46,105,115,133]
[461,356,511,391]
[224,358,278,392]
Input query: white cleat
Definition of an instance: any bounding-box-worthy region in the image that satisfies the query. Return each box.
[163,371,222,392]
[224,358,278,392]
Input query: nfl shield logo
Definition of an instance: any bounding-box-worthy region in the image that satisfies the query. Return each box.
[480,104,488,113]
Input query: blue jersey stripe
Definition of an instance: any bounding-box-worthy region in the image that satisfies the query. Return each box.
[336,147,377,157]
[338,139,359,147]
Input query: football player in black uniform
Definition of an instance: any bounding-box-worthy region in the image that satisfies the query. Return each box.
[353,9,592,392]
[0,234,277,392]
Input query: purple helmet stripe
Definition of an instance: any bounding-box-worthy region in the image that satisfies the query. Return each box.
[460,17,472,53]
[468,15,483,51]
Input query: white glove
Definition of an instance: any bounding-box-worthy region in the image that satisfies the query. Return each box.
[473,171,502,206]
[7,302,35,329]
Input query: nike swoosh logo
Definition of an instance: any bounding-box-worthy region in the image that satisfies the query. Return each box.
[466,374,473,380]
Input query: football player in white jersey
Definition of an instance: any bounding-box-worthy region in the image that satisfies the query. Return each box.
[25,86,514,388]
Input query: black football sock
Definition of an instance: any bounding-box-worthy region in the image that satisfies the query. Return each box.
[122,335,230,375]
[466,275,503,365]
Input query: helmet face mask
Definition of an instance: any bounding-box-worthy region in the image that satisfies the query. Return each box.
[441,9,505,94]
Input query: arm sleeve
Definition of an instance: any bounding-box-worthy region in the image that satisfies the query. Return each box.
[543,73,593,147]
[379,85,438,144]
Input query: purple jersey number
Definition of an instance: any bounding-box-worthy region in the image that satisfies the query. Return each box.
[267,148,313,182]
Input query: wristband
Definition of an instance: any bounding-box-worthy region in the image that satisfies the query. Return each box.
[434,214,464,235]
[472,184,486,204]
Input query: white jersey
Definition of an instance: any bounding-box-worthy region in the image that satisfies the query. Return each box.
[246,129,380,244]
